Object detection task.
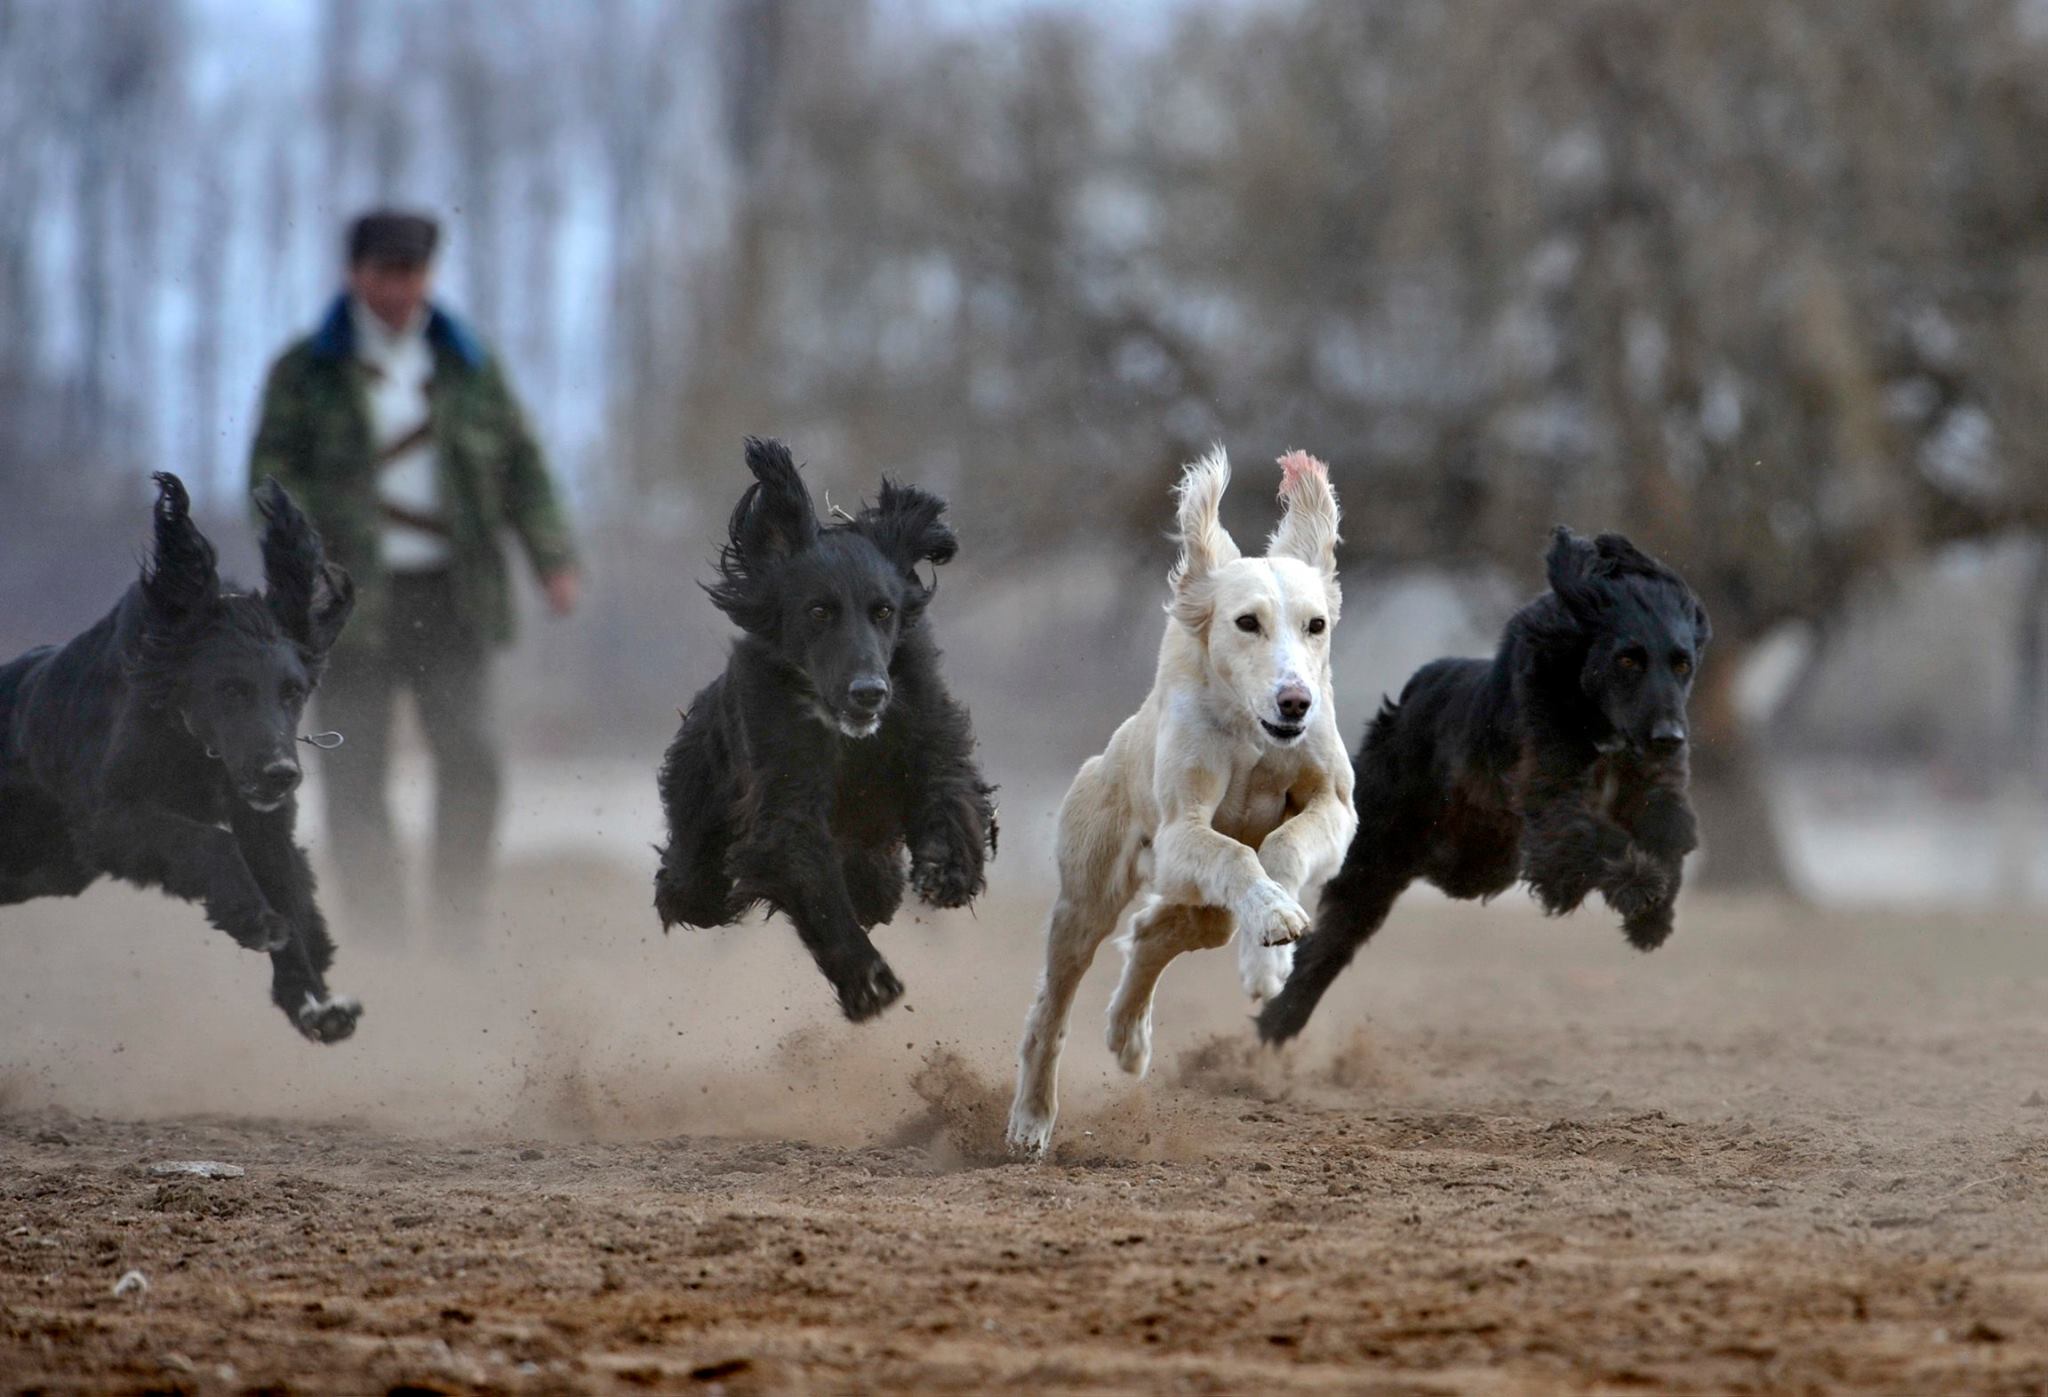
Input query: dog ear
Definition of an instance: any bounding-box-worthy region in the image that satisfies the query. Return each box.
[732,437,819,567]
[140,472,220,622]
[1544,525,1606,620]
[707,437,819,632]
[1691,596,1713,651]
[1168,445,1240,627]
[255,477,353,657]
[857,479,956,586]
[1590,532,1658,573]
[1266,450,1340,581]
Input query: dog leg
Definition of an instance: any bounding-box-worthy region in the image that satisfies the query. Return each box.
[1257,859,1413,1046]
[1008,888,1124,1156]
[232,803,361,1045]
[899,662,997,909]
[78,806,290,952]
[730,817,904,1022]
[654,716,740,929]
[1607,784,1693,950]
[1106,901,1233,1078]
[842,844,906,930]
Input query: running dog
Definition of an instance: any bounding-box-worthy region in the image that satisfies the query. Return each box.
[0,472,362,1043]
[654,438,996,1022]
[1007,448,1353,1156]
[1258,527,1708,1045]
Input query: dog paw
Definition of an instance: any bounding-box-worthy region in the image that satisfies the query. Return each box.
[1106,1012,1153,1079]
[1240,947,1292,1006]
[1240,879,1309,947]
[833,957,905,1023]
[1621,897,1677,952]
[1255,993,1307,1046]
[1602,849,1671,923]
[294,992,362,1044]
[910,839,984,910]
[1528,871,1593,918]
[1005,1103,1055,1158]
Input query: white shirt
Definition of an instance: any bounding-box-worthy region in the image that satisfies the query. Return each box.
[352,298,453,572]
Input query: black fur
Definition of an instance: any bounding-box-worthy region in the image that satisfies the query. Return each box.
[654,438,997,1021]
[0,473,361,1043]
[1258,527,1709,1045]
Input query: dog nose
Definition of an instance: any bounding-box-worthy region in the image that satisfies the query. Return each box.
[847,677,890,715]
[260,760,302,794]
[1648,721,1687,752]
[1275,684,1312,725]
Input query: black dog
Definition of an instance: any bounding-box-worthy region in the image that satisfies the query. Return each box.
[654,438,997,1021]
[1258,527,1708,1045]
[0,473,362,1043]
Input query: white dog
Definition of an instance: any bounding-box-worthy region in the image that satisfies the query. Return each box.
[1006,447,1356,1157]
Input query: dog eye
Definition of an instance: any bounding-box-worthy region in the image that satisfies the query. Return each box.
[808,605,831,623]
[281,682,307,705]
[1672,655,1692,676]
[218,678,254,702]
[873,604,894,623]
[1234,615,1260,634]
[1306,618,1326,636]
[1615,653,1641,671]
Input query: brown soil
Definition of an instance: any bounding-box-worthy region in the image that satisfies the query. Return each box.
[4,857,2048,1393]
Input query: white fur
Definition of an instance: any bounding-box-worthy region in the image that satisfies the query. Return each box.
[1006,447,1355,1157]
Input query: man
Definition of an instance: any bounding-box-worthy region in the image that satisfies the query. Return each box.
[248,210,579,939]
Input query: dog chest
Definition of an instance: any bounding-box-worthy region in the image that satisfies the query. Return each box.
[1210,762,1298,847]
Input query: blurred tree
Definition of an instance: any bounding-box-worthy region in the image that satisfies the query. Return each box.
[654,0,2048,891]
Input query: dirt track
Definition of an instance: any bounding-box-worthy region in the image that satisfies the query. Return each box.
[5,856,2048,1393]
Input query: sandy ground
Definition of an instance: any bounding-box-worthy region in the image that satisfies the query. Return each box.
[5,841,2048,1393]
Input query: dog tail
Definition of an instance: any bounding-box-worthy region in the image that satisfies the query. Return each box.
[1268,449,1340,582]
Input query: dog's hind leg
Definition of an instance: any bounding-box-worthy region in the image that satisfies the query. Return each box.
[1106,900,1233,1078]
[1007,883,1126,1156]
[654,717,740,929]
[1008,773,1138,1156]
[0,790,96,903]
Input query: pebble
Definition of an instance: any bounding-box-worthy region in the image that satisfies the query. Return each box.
[148,1161,245,1179]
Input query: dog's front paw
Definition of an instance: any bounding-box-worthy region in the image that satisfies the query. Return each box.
[294,992,361,1044]
[1602,848,1671,924]
[910,835,984,910]
[1239,879,1309,947]
[832,955,905,1023]
[1527,867,1594,918]
[1621,900,1676,952]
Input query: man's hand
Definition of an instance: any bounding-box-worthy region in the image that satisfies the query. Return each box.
[542,568,581,617]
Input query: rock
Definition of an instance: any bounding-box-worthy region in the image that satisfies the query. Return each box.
[113,1269,149,1298]
[34,1128,72,1146]
[2023,1090,2044,1109]
[147,1160,244,1179]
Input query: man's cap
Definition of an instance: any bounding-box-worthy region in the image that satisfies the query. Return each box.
[347,210,440,267]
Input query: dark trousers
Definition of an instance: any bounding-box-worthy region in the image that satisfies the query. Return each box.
[317,570,500,938]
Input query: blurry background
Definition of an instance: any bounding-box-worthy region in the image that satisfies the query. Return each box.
[5,0,2048,905]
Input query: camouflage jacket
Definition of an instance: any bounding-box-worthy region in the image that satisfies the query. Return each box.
[247,296,577,656]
